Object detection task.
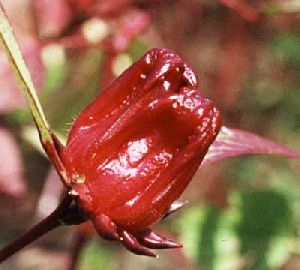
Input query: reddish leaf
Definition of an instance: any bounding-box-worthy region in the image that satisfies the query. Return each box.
[218,0,260,22]
[109,10,150,53]
[1,0,33,35]
[202,126,300,166]
[0,127,26,197]
[0,0,45,113]
[33,0,73,38]
[0,37,44,113]
[213,13,257,108]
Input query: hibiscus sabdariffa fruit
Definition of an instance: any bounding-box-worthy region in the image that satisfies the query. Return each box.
[62,48,221,257]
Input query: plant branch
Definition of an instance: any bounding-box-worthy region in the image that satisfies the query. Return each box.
[0,195,72,263]
[0,4,70,186]
[218,0,260,22]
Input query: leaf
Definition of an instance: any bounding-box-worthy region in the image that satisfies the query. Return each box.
[0,127,26,197]
[212,13,256,108]
[0,1,44,113]
[0,4,69,186]
[202,126,300,166]
[33,0,72,38]
[0,4,50,142]
[0,37,44,113]
[217,0,259,22]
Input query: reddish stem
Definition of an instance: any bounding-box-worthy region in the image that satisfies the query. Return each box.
[0,195,71,263]
[218,0,260,22]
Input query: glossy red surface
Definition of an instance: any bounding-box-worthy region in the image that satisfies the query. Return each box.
[63,48,221,233]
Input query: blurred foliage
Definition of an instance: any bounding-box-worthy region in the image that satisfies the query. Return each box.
[78,241,117,270]
[1,0,300,270]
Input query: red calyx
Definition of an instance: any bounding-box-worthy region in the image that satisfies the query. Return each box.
[62,48,221,256]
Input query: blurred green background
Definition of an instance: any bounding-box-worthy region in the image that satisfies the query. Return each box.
[1,1,300,269]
